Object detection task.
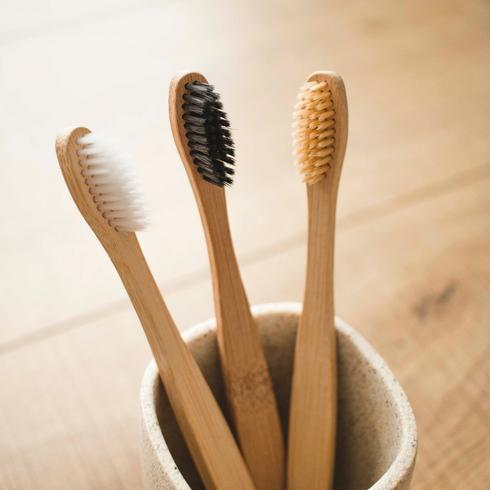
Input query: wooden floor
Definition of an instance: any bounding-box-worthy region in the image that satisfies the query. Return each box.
[1,0,489,488]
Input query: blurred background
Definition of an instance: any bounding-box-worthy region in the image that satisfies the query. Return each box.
[1,0,489,488]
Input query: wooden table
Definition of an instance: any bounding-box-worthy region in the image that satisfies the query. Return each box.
[1,0,489,488]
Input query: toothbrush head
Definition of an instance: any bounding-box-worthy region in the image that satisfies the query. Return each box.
[181,80,235,187]
[56,127,147,234]
[293,71,348,185]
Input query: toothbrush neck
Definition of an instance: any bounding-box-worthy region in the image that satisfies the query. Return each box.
[199,186,239,270]
[102,232,180,362]
[197,185,251,315]
[304,179,338,314]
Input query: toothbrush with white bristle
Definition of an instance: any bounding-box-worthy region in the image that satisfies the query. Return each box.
[56,127,255,490]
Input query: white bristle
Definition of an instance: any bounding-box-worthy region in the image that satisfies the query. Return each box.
[77,133,148,232]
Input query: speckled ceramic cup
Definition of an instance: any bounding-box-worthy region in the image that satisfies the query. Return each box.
[140,303,417,489]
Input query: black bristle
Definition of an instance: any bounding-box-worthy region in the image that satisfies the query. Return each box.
[182,81,235,187]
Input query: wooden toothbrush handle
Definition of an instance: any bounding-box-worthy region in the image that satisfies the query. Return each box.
[200,188,285,490]
[288,179,337,490]
[106,233,255,490]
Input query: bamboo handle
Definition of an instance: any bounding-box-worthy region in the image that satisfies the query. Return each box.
[200,187,285,490]
[55,126,254,488]
[288,178,338,490]
[106,233,256,490]
[169,72,285,490]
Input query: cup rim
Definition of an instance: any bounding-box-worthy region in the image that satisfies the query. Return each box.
[140,302,417,490]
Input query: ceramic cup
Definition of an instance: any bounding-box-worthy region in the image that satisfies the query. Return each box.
[140,302,417,489]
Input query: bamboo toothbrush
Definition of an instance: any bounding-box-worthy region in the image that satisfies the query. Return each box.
[56,127,255,490]
[169,73,285,490]
[288,72,348,489]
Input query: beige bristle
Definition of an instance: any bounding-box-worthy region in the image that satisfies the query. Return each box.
[293,80,336,185]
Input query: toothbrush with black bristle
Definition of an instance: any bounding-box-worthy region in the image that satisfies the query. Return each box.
[288,71,348,489]
[169,72,285,490]
[55,127,255,490]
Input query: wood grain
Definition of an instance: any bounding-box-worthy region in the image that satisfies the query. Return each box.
[56,127,254,490]
[169,72,285,490]
[0,0,489,488]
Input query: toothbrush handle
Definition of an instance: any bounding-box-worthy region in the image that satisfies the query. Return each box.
[106,233,255,490]
[288,179,337,490]
[200,188,285,490]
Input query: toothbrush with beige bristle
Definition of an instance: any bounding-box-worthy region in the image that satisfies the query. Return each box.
[288,72,348,489]
[169,72,285,490]
[56,127,255,490]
